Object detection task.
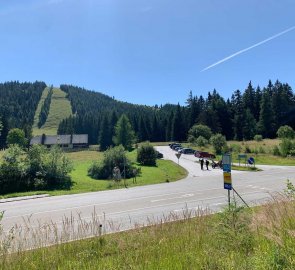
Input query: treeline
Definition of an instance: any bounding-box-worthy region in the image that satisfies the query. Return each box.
[186,80,295,140]
[58,80,295,146]
[0,81,46,148]
[38,86,53,128]
[58,85,175,145]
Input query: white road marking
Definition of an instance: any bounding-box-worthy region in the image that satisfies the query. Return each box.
[151,193,194,202]
[4,190,270,221]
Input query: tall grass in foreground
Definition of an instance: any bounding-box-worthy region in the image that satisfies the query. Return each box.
[0,195,295,269]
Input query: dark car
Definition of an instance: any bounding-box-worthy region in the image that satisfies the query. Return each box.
[171,144,182,150]
[179,148,195,154]
[194,151,216,159]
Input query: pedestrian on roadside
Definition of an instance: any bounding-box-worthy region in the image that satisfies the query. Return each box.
[205,159,209,170]
[200,158,204,170]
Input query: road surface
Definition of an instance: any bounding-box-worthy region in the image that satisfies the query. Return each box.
[1,146,294,250]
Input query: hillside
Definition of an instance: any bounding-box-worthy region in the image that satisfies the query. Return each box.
[33,87,72,136]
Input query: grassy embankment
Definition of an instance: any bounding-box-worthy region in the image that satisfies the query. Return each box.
[0,149,187,198]
[180,139,295,166]
[32,87,72,136]
[1,194,294,269]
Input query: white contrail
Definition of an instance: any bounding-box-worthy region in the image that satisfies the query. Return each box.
[201,25,295,72]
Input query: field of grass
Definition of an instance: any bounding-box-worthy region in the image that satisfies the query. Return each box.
[183,139,295,166]
[0,149,187,198]
[1,194,294,269]
[32,87,72,136]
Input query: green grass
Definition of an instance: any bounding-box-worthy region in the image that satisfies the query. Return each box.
[33,87,72,136]
[232,165,262,172]
[0,149,187,198]
[183,139,295,166]
[1,195,294,269]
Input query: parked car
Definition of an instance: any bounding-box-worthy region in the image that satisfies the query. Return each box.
[172,144,182,150]
[169,143,181,149]
[174,146,183,151]
[179,148,195,154]
[194,151,216,159]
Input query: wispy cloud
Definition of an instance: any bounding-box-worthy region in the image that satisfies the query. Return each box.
[201,25,295,72]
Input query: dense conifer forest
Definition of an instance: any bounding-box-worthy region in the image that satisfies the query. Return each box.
[0,80,294,148]
[58,80,295,145]
[0,81,46,148]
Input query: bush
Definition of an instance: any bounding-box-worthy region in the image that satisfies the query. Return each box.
[195,136,208,147]
[244,145,252,153]
[0,145,73,194]
[188,124,212,143]
[210,134,227,155]
[254,134,263,142]
[277,125,295,139]
[280,139,295,157]
[88,145,134,179]
[6,128,27,148]
[137,143,157,166]
[229,144,242,153]
[273,145,281,156]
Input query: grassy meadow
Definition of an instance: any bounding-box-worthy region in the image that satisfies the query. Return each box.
[1,194,294,269]
[0,149,187,199]
[32,87,72,136]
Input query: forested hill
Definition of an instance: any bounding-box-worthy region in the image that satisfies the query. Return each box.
[0,80,294,148]
[0,81,46,147]
[58,80,295,146]
[58,85,177,144]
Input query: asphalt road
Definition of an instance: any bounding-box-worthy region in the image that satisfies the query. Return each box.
[1,146,294,249]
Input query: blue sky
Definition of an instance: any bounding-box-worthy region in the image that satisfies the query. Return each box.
[0,0,294,105]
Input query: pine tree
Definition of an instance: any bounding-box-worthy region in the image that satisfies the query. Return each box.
[257,90,275,138]
[113,114,135,150]
[98,115,112,151]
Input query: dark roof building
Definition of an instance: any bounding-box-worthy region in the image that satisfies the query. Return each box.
[30,134,88,148]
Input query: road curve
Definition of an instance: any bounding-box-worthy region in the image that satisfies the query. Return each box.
[1,146,294,250]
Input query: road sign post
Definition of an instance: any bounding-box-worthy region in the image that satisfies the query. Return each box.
[222,154,232,208]
[175,152,181,165]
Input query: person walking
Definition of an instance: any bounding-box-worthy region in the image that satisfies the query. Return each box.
[200,158,204,170]
[205,159,209,170]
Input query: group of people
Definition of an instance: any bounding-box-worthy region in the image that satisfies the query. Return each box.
[199,158,210,170]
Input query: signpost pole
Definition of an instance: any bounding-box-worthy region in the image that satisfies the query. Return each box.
[222,153,232,210]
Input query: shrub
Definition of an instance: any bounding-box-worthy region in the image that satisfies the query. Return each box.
[277,125,295,139]
[6,128,27,148]
[254,134,263,142]
[88,145,134,179]
[0,145,73,194]
[244,145,252,153]
[272,145,281,156]
[188,124,212,143]
[229,144,242,153]
[258,146,265,154]
[195,136,208,147]
[279,139,295,157]
[210,134,227,155]
[137,143,157,166]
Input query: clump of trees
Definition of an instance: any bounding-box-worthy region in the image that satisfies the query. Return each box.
[88,145,134,180]
[6,128,27,148]
[188,124,227,154]
[38,86,53,128]
[137,143,157,166]
[0,145,73,194]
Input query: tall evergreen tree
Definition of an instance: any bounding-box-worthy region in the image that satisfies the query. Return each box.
[113,114,135,150]
[257,90,275,138]
[231,90,245,140]
[98,115,112,151]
